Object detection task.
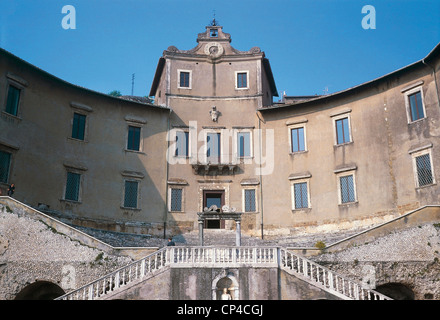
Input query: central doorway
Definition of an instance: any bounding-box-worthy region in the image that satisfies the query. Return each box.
[203,190,225,229]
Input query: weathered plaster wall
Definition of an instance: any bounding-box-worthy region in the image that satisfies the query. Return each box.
[311,223,440,300]
[0,201,133,300]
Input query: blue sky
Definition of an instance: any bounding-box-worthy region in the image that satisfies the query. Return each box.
[0,0,439,100]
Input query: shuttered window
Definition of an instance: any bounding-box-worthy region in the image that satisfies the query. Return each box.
[0,151,11,184]
[127,126,141,151]
[5,85,21,116]
[72,113,86,140]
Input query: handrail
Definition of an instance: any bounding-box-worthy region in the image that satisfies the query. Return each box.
[279,248,391,300]
[167,246,278,267]
[55,246,392,300]
[55,247,168,300]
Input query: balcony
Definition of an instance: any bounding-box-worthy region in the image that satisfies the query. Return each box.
[191,162,239,175]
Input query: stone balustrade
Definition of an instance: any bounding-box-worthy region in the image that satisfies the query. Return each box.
[56,246,391,300]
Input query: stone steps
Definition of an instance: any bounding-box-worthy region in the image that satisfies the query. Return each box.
[74,225,369,249]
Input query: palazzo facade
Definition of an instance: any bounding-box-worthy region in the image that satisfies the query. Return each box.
[1,24,439,238]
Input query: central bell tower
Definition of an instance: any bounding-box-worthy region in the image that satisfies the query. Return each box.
[148,22,277,234]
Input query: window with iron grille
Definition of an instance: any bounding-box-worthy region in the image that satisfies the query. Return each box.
[180,71,190,88]
[339,174,356,203]
[415,153,433,187]
[65,172,81,201]
[293,182,308,209]
[72,113,86,140]
[237,72,247,88]
[244,189,256,212]
[170,188,183,211]
[335,117,350,144]
[127,125,141,151]
[408,91,424,121]
[291,127,305,152]
[237,132,251,157]
[0,150,11,184]
[5,85,21,116]
[175,131,189,157]
[124,180,139,208]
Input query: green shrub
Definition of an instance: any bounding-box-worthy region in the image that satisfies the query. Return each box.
[315,241,326,250]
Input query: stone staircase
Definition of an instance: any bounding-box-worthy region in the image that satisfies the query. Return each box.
[55,245,392,300]
[75,226,365,249]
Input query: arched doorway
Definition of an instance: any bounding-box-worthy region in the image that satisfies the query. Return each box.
[375,283,415,300]
[15,281,65,300]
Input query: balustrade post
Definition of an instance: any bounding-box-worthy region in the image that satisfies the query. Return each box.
[198,220,204,246]
[140,258,145,277]
[88,285,94,300]
[302,259,307,277]
[235,220,241,246]
[328,272,334,290]
[115,272,120,289]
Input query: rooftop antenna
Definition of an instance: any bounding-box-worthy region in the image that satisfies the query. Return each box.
[131,73,135,96]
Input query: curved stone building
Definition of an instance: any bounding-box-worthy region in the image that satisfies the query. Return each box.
[1,23,439,239]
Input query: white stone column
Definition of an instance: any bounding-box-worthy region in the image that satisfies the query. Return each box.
[235,220,241,246]
[198,219,204,246]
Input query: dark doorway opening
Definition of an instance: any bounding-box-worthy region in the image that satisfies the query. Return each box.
[15,281,65,300]
[203,190,225,229]
[375,283,415,300]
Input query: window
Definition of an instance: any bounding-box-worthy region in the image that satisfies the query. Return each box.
[235,71,248,89]
[289,173,311,210]
[124,180,139,209]
[207,132,221,163]
[293,182,309,209]
[65,172,81,202]
[5,85,21,116]
[127,125,141,151]
[175,131,189,157]
[72,113,86,140]
[335,117,351,144]
[415,154,433,186]
[408,91,425,121]
[180,72,190,88]
[291,127,305,152]
[0,150,11,184]
[170,188,183,212]
[339,174,356,204]
[178,70,191,89]
[403,84,426,123]
[237,132,251,157]
[409,146,435,188]
[244,189,256,212]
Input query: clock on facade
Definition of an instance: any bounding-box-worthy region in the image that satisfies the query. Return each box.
[204,42,224,58]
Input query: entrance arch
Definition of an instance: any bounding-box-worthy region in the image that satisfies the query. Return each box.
[375,283,415,300]
[15,281,65,300]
